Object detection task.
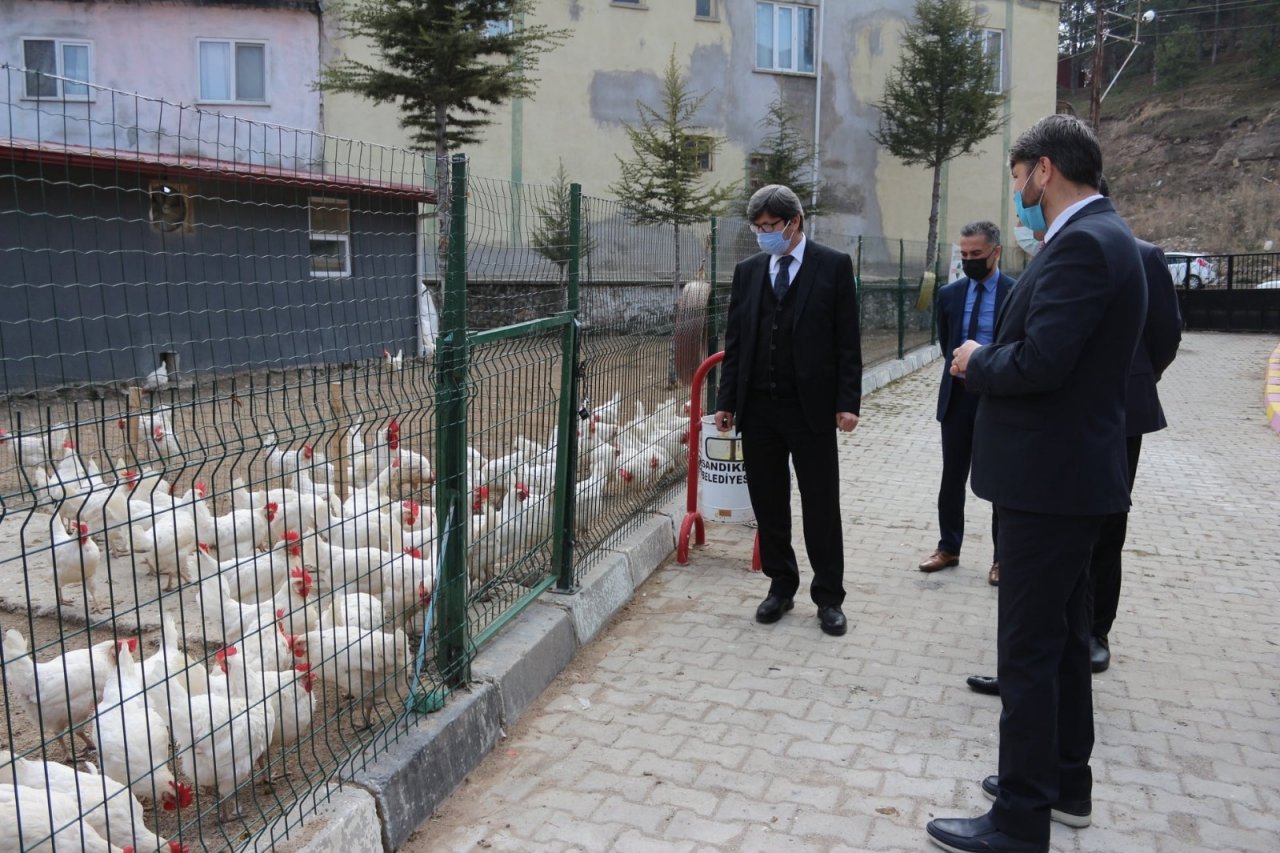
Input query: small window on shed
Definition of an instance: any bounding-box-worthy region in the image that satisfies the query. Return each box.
[310,197,351,277]
[149,180,193,233]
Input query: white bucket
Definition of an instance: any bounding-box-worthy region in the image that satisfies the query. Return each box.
[697,415,754,523]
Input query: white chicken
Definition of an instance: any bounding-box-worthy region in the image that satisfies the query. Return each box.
[1,629,118,759]
[141,406,182,461]
[93,641,193,812]
[325,592,386,631]
[0,749,183,852]
[175,643,276,821]
[0,782,122,852]
[141,613,210,719]
[301,626,407,728]
[50,517,104,611]
[261,664,317,761]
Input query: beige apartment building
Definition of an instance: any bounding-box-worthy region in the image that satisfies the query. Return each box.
[322,0,1061,249]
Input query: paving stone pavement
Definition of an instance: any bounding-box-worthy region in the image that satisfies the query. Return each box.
[406,332,1280,853]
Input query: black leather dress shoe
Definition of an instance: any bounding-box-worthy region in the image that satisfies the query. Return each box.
[966,675,1000,696]
[1090,635,1111,673]
[926,812,1047,853]
[755,594,794,624]
[817,605,847,636]
[981,775,1092,827]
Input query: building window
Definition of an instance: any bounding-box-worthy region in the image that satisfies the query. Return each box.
[696,0,717,19]
[983,29,1005,93]
[485,19,514,37]
[310,197,351,278]
[747,153,770,193]
[686,135,714,172]
[611,0,644,7]
[756,2,816,74]
[198,40,266,103]
[22,38,91,99]
[149,181,194,233]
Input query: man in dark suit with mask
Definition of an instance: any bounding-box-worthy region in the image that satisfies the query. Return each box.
[714,184,862,637]
[927,115,1146,853]
[918,221,1015,585]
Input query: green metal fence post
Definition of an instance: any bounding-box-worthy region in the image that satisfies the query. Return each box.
[897,238,906,359]
[435,153,471,690]
[552,184,583,593]
[705,217,720,415]
[856,236,864,330]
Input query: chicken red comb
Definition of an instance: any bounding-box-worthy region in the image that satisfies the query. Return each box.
[618,468,634,483]
[162,779,195,811]
[63,439,76,449]
[302,443,313,459]
[77,522,90,535]
[215,646,238,661]
[115,419,125,430]
[169,841,191,853]
[291,566,314,597]
[294,662,311,672]
[266,501,279,513]
[649,455,660,470]
[405,546,423,559]
[403,499,420,512]
[282,530,301,542]
[198,542,211,554]
[276,607,286,620]
[195,481,207,496]
[119,637,138,654]
[152,426,165,441]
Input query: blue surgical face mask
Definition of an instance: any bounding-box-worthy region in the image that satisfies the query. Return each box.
[1014,225,1042,257]
[1013,170,1047,233]
[756,222,792,255]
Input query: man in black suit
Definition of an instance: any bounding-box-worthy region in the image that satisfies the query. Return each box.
[1087,182,1182,672]
[964,185,1182,693]
[926,115,1147,853]
[714,184,861,637]
[918,221,1014,584]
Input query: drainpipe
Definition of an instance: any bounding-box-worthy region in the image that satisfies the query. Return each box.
[812,0,825,227]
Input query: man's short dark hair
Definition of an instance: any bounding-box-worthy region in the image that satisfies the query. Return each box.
[1008,114,1103,189]
[747,184,805,230]
[960,221,1001,246]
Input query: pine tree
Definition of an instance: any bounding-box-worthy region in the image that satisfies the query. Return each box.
[750,98,822,216]
[871,0,1006,276]
[531,160,595,281]
[610,51,738,305]
[319,0,567,205]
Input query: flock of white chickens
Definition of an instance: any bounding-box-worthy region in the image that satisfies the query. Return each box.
[0,389,692,851]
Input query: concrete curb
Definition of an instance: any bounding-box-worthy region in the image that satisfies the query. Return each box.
[1266,341,1280,433]
[280,343,941,851]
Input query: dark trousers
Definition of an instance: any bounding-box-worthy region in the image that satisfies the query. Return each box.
[993,506,1103,844]
[1087,434,1144,639]
[740,395,845,608]
[938,382,999,559]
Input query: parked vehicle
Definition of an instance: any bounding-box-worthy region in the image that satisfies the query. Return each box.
[1166,252,1218,289]
[1255,280,1280,289]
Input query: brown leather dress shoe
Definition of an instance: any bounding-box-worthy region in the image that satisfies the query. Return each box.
[919,549,959,572]
[988,562,1000,586]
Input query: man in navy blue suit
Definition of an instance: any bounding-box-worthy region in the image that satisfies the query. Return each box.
[927,115,1147,853]
[918,222,1014,585]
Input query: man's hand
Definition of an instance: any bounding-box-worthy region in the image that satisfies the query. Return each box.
[950,340,983,377]
[714,410,734,432]
[836,412,859,432]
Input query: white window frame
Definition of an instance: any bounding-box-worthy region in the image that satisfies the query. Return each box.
[20,37,93,101]
[755,2,817,75]
[196,38,268,105]
[309,197,352,279]
[695,0,719,20]
[686,134,715,172]
[983,28,1005,93]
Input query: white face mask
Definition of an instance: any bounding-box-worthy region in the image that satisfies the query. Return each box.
[1014,225,1042,257]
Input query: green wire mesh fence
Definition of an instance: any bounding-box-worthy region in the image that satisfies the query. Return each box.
[2,65,956,851]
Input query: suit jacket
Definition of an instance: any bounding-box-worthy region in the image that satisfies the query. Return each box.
[934,270,1016,422]
[1126,240,1182,436]
[716,239,862,433]
[965,198,1147,516]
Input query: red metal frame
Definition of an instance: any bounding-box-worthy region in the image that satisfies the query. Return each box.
[677,351,760,570]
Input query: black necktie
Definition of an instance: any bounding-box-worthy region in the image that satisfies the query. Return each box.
[967,278,985,342]
[774,255,793,302]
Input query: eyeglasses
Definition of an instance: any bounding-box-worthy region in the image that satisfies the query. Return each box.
[750,218,790,235]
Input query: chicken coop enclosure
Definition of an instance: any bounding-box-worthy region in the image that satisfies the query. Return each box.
[1,69,946,851]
